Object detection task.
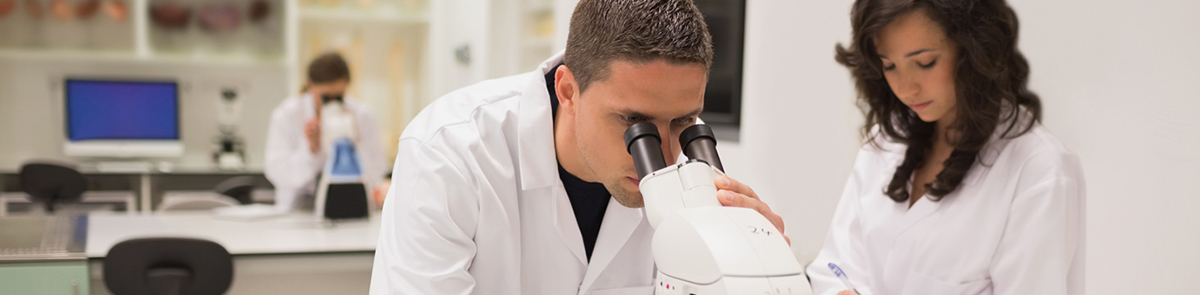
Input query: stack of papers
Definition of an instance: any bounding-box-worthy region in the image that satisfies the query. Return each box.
[212,204,286,221]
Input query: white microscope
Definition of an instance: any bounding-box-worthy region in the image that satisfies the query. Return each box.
[624,122,812,295]
[313,97,372,220]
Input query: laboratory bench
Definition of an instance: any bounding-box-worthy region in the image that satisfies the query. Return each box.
[0,212,380,294]
[0,168,274,214]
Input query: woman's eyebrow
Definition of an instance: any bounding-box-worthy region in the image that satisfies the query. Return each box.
[905,49,935,57]
[878,48,937,60]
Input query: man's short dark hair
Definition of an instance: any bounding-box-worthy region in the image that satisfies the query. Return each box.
[307,52,351,84]
[565,0,713,93]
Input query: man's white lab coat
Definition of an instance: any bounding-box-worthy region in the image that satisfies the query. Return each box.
[369,53,658,295]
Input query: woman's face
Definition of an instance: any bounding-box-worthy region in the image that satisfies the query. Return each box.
[875,9,958,124]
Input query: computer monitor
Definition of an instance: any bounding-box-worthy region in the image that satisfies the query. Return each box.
[62,79,184,158]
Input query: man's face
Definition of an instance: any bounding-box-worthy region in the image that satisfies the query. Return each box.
[559,60,707,208]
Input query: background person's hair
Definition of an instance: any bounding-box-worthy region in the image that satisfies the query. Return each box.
[307,52,351,86]
[564,0,714,93]
[835,0,1042,203]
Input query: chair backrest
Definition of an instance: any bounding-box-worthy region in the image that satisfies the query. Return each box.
[19,163,86,212]
[104,238,233,295]
[212,176,257,205]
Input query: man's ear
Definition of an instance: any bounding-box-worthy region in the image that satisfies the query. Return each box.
[555,65,578,116]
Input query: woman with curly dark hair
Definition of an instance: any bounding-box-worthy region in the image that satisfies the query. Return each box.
[805,1,1086,294]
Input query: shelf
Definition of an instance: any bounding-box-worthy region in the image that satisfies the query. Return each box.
[299,8,429,25]
[141,52,288,67]
[0,49,136,62]
[0,48,285,67]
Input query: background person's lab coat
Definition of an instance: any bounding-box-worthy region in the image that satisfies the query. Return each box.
[369,53,658,295]
[806,123,1086,295]
[264,93,387,211]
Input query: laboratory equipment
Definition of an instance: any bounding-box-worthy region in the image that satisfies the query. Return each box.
[212,87,246,170]
[625,122,811,295]
[313,100,370,220]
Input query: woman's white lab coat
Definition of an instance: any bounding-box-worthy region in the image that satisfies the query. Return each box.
[369,53,658,295]
[264,93,387,211]
[806,123,1085,295]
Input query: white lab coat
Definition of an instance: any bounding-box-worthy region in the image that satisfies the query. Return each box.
[369,53,658,295]
[806,121,1086,295]
[264,93,387,211]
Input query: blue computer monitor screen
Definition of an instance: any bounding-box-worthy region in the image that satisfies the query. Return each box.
[66,80,180,141]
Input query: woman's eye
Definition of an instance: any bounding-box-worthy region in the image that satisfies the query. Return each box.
[882,64,896,71]
[917,59,938,69]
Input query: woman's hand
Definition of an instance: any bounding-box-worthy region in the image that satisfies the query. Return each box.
[714,175,789,245]
[837,291,861,295]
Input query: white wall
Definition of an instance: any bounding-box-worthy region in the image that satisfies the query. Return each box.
[740,0,1200,294]
[735,0,861,266]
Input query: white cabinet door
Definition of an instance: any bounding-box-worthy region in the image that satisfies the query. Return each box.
[428,0,493,101]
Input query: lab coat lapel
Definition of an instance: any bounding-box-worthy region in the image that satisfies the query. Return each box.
[578,198,645,294]
[553,184,589,266]
[878,157,943,247]
[518,51,590,266]
[516,52,565,192]
[896,196,940,234]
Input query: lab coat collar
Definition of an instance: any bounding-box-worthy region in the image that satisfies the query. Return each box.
[970,104,1036,187]
[517,51,566,191]
[520,52,648,290]
[520,51,591,265]
[579,199,646,294]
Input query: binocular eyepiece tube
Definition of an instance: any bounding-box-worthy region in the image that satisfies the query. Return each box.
[624,122,667,180]
[679,124,724,173]
[623,122,725,180]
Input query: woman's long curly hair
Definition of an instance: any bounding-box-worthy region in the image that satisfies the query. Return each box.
[835,0,1042,202]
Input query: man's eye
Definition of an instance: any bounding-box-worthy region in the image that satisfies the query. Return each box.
[673,117,696,126]
[622,115,644,123]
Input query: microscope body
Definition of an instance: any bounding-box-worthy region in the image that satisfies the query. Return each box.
[314,102,372,220]
[625,122,812,295]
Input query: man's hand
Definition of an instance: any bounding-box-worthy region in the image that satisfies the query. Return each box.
[714,175,789,245]
[305,117,321,154]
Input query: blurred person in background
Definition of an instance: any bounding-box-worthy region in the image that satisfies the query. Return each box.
[265,52,387,212]
[806,0,1085,294]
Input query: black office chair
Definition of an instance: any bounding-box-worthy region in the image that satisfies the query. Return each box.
[212,176,257,205]
[104,238,234,295]
[19,163,87,213]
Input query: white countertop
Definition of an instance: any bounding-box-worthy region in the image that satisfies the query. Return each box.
[85,212,380,258]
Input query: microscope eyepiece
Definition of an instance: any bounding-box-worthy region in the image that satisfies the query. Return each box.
[624,122,667,180]
[680,124,724,173]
